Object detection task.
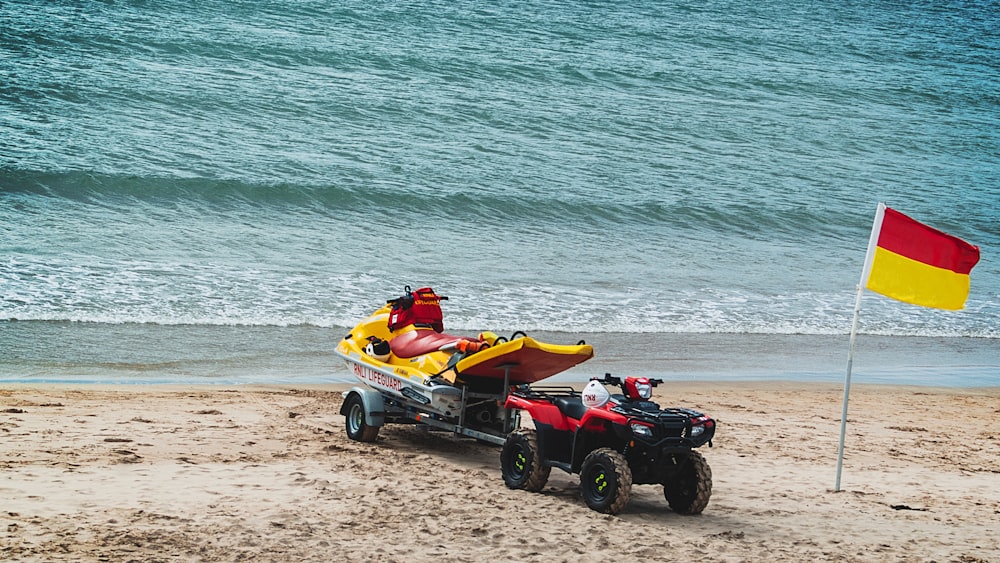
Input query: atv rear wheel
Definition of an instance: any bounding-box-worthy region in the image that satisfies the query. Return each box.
[500,429,550,492]
[344,393,379,443]
[579,448,632,515]
[663,450,712,514]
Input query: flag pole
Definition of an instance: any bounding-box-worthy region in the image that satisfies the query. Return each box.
[836,203,885,492]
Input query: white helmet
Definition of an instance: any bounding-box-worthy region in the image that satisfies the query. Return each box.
[365,338,391,362]
[581,379,610,408]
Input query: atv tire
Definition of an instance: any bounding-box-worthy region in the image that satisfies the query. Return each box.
[663,450,712,514]
[500,429,550,492]
[344,393,379,443]
[580,448,632,515]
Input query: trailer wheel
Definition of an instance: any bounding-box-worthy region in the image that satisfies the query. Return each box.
[344,393,379,443]
[500,429,550,492]
[580,448,632,515]
[663,450,712,514]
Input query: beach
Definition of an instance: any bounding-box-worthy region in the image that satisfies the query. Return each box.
[3,381,998,562]
[5,2,998,560]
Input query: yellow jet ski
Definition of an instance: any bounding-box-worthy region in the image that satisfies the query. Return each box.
[334,286,594,413]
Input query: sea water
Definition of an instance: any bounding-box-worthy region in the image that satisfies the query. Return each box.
[2,0,998,385]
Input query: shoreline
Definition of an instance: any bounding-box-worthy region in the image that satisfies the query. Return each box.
[2,381,998,561]
[3,380,1000,393]
[3,322,998,388]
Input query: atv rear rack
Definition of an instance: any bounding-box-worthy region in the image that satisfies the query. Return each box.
[509,384,580,401]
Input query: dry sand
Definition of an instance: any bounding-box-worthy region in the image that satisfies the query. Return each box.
[2,382,998,562]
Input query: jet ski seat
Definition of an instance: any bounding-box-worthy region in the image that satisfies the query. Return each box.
[389,329,471,359]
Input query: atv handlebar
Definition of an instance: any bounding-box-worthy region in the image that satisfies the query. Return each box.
[592,373,664,393]
[596,373,622,386]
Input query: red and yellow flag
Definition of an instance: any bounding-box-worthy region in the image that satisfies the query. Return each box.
[864,204,980,310]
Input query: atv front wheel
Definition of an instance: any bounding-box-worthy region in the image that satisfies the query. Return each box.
[579,448,632,515]
[663,450,712,514]
[500,429,550,492]
[344,393,379,443]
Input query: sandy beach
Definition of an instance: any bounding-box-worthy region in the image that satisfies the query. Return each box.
[2,381,998,562]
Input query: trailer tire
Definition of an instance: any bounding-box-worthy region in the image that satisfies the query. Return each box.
[580,448,632,515]
[344,393,379,443]
[500,429,550,492]
[663,450,712,514]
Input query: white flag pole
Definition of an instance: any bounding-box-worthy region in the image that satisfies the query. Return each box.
[835,202,886,492]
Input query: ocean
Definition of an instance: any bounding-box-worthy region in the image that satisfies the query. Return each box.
[2,0,998,386]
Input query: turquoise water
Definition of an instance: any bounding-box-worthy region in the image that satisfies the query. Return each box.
[2,1,998,384]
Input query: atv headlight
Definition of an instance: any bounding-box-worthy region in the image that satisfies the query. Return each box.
[690,425,705,437]
[630,422,653,438]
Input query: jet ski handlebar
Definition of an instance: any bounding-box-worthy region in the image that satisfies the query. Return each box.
[386,295,449,305]
[386,285,448,306]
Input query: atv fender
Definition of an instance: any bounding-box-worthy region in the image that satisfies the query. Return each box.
[340,387,386,428]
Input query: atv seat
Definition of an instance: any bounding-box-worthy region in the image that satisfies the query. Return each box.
[553,396,589,421]
[389,328,470,359]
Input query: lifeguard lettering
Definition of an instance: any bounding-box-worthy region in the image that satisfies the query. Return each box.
[352,363,403,392]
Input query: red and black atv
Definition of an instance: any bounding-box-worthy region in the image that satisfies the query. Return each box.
[501,373,715,515]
